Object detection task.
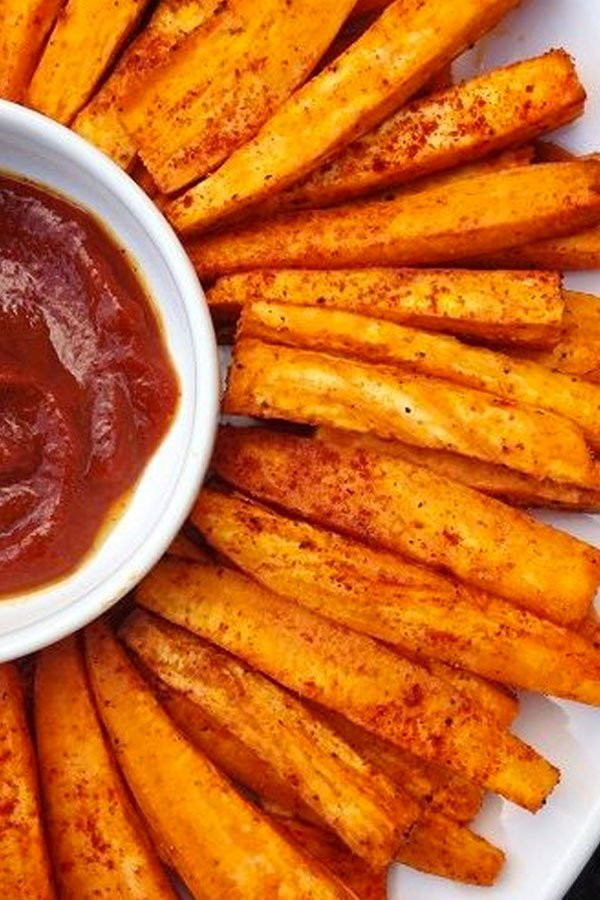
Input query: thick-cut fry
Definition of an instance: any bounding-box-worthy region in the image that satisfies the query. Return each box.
[192,486,600,704]
[122,609,416,867]
[224,340,596,487]
[73,0,222,169]
[0,0,63,102]
[27,0,150,125]
[84,620,354,900]
[212,427,600,625]
[253,52,584,213]
[476,223,600,270]
[136,557,560,810]
[316,428,600,511]
[410,661,518,727]
[206,267,564,347]
[0,663,56,900]
[240,301,600,450]
[35,636,175,900]
[187,161,600,275]
[120,0,356,194]
[168,0,522,233]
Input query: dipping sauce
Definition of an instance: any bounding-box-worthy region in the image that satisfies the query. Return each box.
[0,173,179,594]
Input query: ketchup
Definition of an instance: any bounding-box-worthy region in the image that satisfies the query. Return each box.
[0,173,179,594]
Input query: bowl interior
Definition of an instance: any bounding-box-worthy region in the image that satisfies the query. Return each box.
[0,101,219,662]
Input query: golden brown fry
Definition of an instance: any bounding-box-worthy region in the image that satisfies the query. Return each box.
[0,663,56,900]
[422,661,518,728]
[476,223,600,270]
[316,428,600,511]
[168,0,522,233]
[120,0,356,193]
[240,301,600,450]
[254,52,584,213]
[73,0,222,169]
[206,267,564,347]
[212,427,600,626]
[224,339,595,487]
[137,557,560,810]
[85,620,354,899]
[122,609,417,867]
[0,0,63,102]
[187,161,600,275]
[27,0,151,125]
[193,486,600,704]
[35,636,175,900]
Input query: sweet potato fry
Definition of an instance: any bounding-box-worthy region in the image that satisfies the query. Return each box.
[0,663,56,900]
[168,0,522,233]
[35,636,175,899]
[206,267,564,347]
[122,609,417,867]
[253,51,584,213]
[84,620,354,899]
[315,428,600,511]
[27,0,151,125]
[73,0,222,169]
[211,427,600,625]
[136,557,560,810]
[476,222,600,270]
[240,301,600,450]
[192,486,600,703]
[187,160,600,275]
[120,0,357,194]
[413,661,518,728]
[0,0,63,102]
[223,339,596,487]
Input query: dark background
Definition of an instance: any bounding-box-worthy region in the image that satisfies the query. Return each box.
[565,850,600,898]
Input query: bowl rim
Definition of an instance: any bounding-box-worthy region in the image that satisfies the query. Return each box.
[0,100,220,661]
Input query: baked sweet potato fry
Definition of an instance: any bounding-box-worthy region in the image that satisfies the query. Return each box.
[120,0,357,194]
[316,428,600,511]
[254,51,584,213]
[168,0,522,233]
[122,609,417,867]
[35,636,175,899]
[136,557,560,810]
[206,267,564,347]
[212,427,600,626]
[192,486,600,704]
[84,620,354,900]
[73,0,222,169]
[240,301,600,450]
[27,0,151,125]
[0,0,63,102]
[0,663,56,900]
[187,160,600,275]
[224,340,596,487]
[476,222,600,270]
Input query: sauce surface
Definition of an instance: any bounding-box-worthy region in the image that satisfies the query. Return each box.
[0,173,179,594]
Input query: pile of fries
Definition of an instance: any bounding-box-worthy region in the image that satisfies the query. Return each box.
[4,0,600,897]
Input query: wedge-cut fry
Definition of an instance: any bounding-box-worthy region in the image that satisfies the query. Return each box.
[193,486,600,703]
[187,161,600,274]
[0,0,63,102]
[272,817,387,900]
[73,0,223,169]
[85,620,354,900]
[168,0,522,232]
[0,663,56,900]
[315,707,483,825]
[137,557,560,810]
[35,636,175,899]
[212,427,600,625]
[207,267,564,347]
[120,0,357,194]
[240,301,600,450]
[167,532,209,562]
[122,609,416,867]
[316,428,600,511]
[253,52,584,213]
[27,0,151,125]
[476,222,600,270]
[224,340,596,487]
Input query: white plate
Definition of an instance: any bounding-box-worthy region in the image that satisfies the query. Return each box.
[396,2,600,899]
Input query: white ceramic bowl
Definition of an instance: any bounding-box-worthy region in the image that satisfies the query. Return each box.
[0,100,219,662]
